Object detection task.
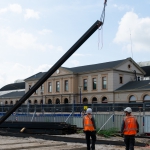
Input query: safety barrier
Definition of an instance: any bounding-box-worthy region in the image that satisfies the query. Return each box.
[0,112,149,134]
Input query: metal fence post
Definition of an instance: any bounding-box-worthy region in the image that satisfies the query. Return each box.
[143,103,145,135]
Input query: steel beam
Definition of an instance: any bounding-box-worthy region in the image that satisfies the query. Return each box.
[0,20,102,124]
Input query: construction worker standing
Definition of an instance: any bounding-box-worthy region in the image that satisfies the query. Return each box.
[83,108,96,150]
[121,107,139,150]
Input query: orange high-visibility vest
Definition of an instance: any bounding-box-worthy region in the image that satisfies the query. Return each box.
[83,115,95,131]
[123,116,137,135]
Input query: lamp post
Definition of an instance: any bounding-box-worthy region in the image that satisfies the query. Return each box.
[41,90,44,115]
[78,86,82,115]
[1,102,3,115]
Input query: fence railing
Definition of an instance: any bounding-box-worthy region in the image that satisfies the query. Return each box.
[0,105,150,134]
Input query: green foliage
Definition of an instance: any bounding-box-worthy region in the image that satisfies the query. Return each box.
[97,128,118,138]
[77,129,84,134]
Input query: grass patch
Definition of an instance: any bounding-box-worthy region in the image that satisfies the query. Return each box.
[97,128,118,138]
[77,129,84,134]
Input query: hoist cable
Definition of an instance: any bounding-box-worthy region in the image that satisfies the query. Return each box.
[99,0,107,30]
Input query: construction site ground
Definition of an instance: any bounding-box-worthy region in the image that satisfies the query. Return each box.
[0,133,150,150]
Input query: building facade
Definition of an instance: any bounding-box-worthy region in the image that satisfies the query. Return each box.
[1,57,150,105]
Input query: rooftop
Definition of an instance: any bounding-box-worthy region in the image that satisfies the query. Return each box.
[115,80,150,92]
[25,58,133,81]
[0,82,25,91]
[0,91,25,98]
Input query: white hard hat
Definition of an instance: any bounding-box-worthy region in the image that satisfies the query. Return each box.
[86,108,92,114]
[124,107,132,113]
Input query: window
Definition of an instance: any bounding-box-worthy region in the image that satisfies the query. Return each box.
[102,97,107,103]
[35,89,38,94]
[120,76,123,84]
[102,77,107,89]
[56,98,60,104]
[48,99,52,104]
[65,80,68,91]
[34,100,37,104]
[28,100,31,104]
[29,85,31,90]
[56,81,60,92]
[10,101,13,105]
[92,97,97,103]
[92,78,97,90]
[40,100,43,104]
[128,64,131,69]
[48,82,52,92]
[64,98,69,104]
[129,95,136,103]
[143,95,150,102]
[5,101,8,105]
[41,84,44,93]
[83,79,87,90]
[83,98,88,104]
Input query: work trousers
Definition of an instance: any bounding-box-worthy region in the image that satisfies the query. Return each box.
[85,131,96,150]
[124,135,135,150]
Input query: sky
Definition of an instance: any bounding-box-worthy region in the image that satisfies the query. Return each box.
[0,0,150,88]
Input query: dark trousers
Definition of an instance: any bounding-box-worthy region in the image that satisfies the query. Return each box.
[85,131,96,150]
[124,135,135,150]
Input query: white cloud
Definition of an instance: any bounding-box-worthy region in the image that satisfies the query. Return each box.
[38,29,52,35]
[0,4,22,14]
[7,29,37,49]
[0,27,63,52]
[33,64,52,74]
[0,8,8,14]
[70,60,80,67]
[9,4,22,13]
[113,4,132,11]
[0,62,32,88]
[73,53,92,57]
[0,62,52,88]
[113,12,150,52]
[24,9,40,20]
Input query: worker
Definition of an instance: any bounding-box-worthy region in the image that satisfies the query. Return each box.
[83,108,96,150]
[121,107,139,150]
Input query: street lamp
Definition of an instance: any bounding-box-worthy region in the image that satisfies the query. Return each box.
[78,86,82,115]
[41,93,44,115]
[1,102,3,115]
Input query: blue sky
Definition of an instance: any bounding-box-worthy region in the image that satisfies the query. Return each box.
[0,0,150,88]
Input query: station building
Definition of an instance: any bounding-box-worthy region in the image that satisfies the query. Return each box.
[0,57,150,105]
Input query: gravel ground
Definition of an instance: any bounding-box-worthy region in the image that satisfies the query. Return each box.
[0,134,149,150]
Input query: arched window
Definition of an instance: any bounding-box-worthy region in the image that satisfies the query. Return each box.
[40,100,43,104]
[56,98,60,104]
[102,97,107,103]
[48,99,52,104]
[143,95,150,102]
[92,97,97,103]
[83,98,88,104]
[129,95,136,103]
[5,101,8,105]
[34,100,37,104]
[10,101,13,105]
[16,100,18,103]
[28,100,31,104]
[64,98,68,104]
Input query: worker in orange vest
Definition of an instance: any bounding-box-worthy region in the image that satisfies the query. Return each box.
[83,108,96,150]
[121,107,139,150]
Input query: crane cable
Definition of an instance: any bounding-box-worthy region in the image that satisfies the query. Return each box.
[98,0,107,50]
[99,0,107,30]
